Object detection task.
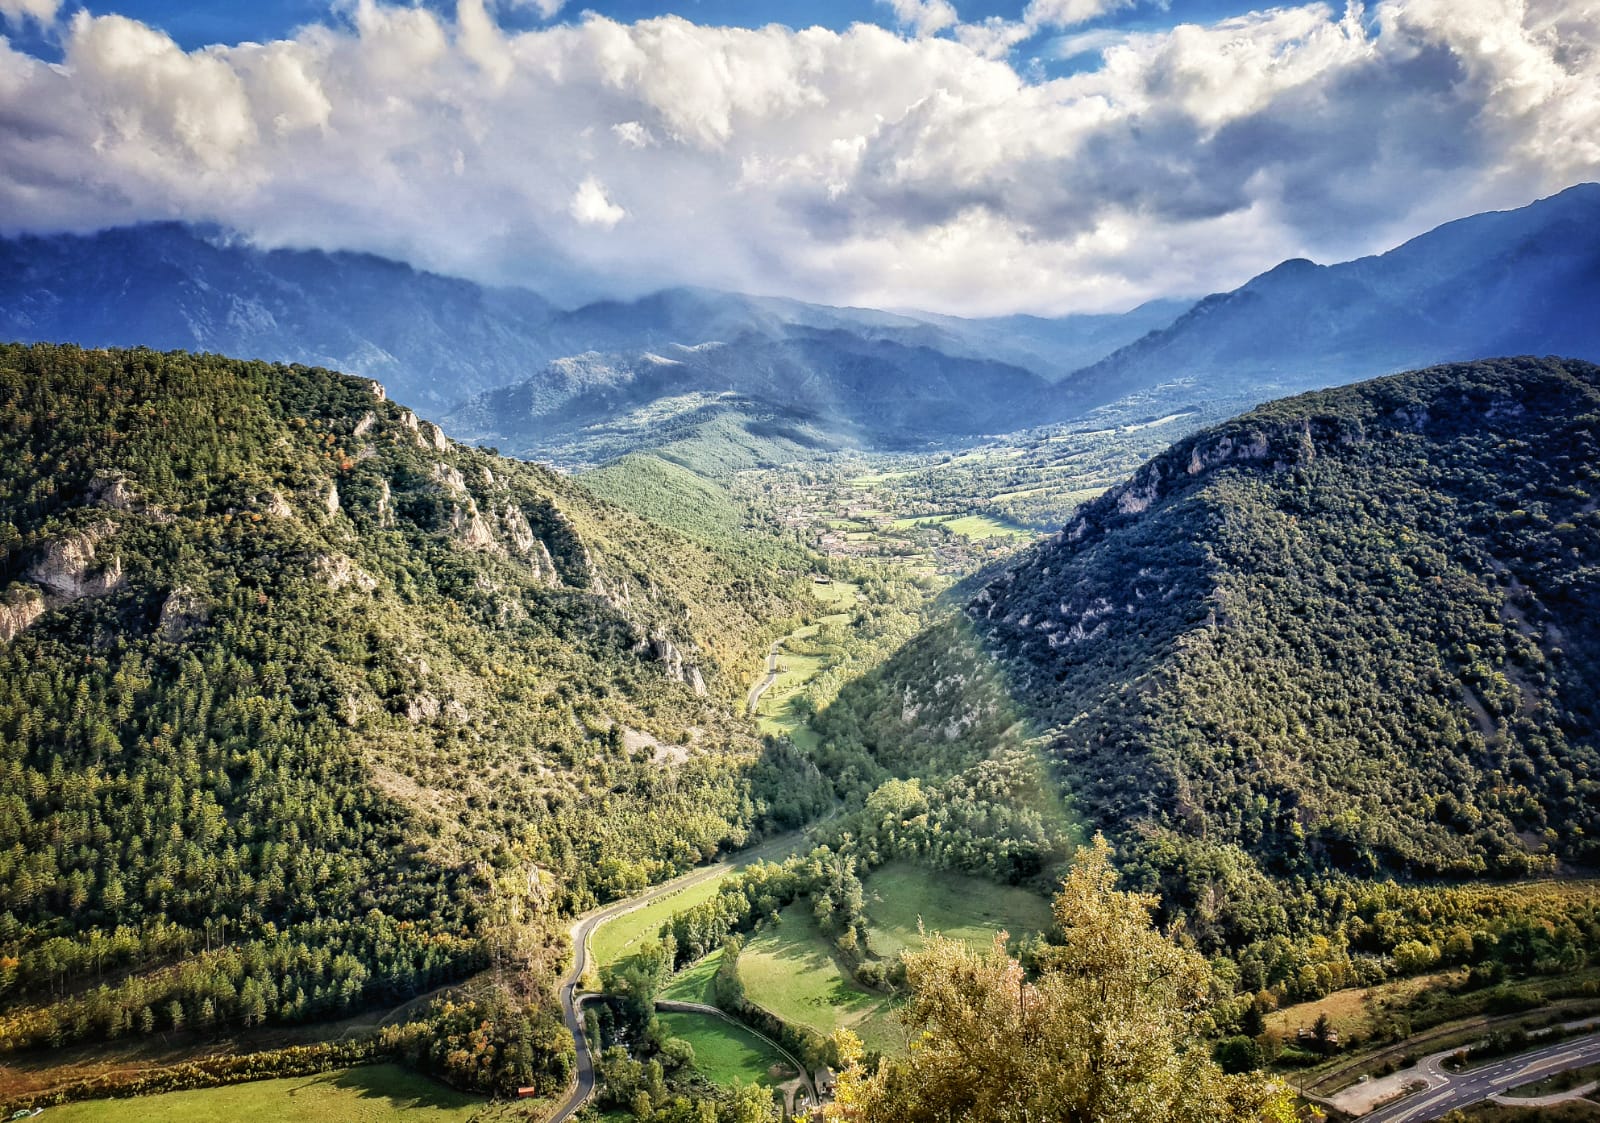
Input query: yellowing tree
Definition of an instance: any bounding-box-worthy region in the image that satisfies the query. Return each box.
[826,836,1302,1123]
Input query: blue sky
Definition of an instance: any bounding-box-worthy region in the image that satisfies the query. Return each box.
[17,1,1256,75]
[1,0,1593,314]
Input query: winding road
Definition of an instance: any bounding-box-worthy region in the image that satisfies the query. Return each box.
[1361,1027,1600,1122]
[746,639,784,714]
[545,819,831,1122]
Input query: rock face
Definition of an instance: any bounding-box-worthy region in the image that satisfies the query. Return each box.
[157,587,209,641]
[27,524,124,601]
[314,554,379,593]
[0,586,45,644]
[1,523,126,644]
[643,630,708,695]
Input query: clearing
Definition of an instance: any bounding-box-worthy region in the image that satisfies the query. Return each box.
[738,904,904,1056]
[657,1010,798,1088]
[861,862,1054,960]
[39,1065,483,1123]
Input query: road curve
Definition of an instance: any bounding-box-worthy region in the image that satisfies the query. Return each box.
[1363,1029,1600,1122]
[545,820,830,1121]
[746,640,783,714]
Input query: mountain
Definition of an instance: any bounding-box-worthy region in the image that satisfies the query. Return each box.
[0,225,1182,421]
[445,328,1055,460]
[816,356,1600,935]
[0,343,829,1077]
[1049,184,1600,417]
[0,225,557,412]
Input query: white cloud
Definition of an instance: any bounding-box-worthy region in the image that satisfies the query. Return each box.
[0,0,59,27]
[1024,0,1135,32]
[570,176,625,227]
[505,0,565,19]
[882,0,960,38]
[0,1,1596,315]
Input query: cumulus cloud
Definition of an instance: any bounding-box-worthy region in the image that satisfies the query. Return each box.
[0,0,1596,315]
[1024,0,1135,31]
[0,0,59,26]
[570,176,626,227]
[882,0,961,39]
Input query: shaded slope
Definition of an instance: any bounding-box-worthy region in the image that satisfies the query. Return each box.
[838,357,1600,889]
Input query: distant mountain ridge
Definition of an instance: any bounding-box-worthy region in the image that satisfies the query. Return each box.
[0,224,1182,416]
[1050,183,1600,416]
[444,327,1056,457]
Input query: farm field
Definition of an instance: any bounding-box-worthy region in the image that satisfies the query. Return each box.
[40,1065,484,1123]
[861,862,1054,960]
[657,1011,797,1088]
[591,873,739,968]
[738,904,905,1057]
[659,948,723,1004]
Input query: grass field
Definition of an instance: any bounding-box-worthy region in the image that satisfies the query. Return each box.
[42,1065,483,1123]
[739,904,905,1056]
[861,862,1054,960]
[593,873,743,968]
[658,1011,797,1088]
[809,578,859,608]
[1266,971,1467,1042]
[659,948,723,1004]
[887,512,1033,541]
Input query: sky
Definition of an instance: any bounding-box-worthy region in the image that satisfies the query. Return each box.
[0,0,1597,316]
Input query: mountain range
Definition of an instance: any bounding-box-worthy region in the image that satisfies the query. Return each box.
[6,185,1596,461]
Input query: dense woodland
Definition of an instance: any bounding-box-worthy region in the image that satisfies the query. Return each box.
[808,357,1600,1009]
[6,345,1600,1114]
[0,344,829,1079]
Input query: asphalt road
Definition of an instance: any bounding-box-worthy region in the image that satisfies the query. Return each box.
[1363,1029,1600,1122]
[746,640,783,714]
[545,818,831,1121]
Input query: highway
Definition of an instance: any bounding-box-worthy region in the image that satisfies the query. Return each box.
[1362,1029,1600,1122]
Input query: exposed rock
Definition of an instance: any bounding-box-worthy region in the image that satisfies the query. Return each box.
[314,554,379,593]
[423,422,450,452]
[367,380,387,401]
[433,462,468,496]
[451,500,497,550]
[533,540,561,587]
[642,630,706,693]
[406,693,441,723]
[580,545,607,597]
[354,411,377,437]
[87,472,139,511]
[376,479,396,528]
[157,586,209,641]
[0,585,45,644]
[503,505,537,555]
[266,491,294,518]
[325,482,340,516]
[27,523,123,602]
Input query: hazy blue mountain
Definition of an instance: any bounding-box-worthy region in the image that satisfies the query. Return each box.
[0,224,555,411]
[1051,183,1600,416]
[0,224,1180,420]
[445,327,1053,459]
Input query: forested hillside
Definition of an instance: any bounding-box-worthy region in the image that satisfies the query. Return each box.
[821,356,1600,948]
[0,344,828,1067]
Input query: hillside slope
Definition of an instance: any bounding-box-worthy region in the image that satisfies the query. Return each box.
[0,344,827,1062]
[1051,184,1600,416]
[824,357,1600,897]
[445,328,1052,458]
